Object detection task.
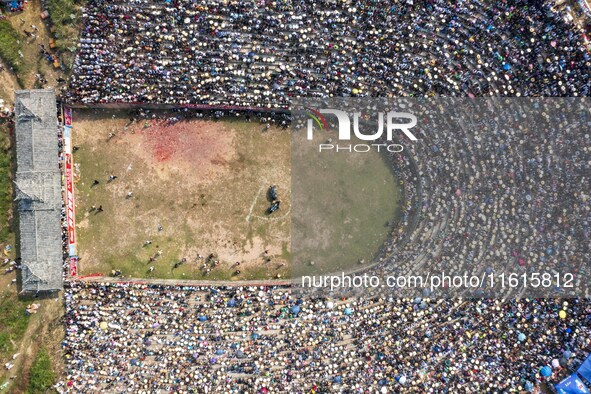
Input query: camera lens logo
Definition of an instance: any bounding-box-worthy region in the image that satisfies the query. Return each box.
[305,107,329,131]
[305,107,418,153]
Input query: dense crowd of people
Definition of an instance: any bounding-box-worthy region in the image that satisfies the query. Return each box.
[68,0,591,107]
[57,0,591,392]
[340,98,591,299]
[61,281,591,393]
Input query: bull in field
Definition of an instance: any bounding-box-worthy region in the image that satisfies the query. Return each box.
[268,185,278,202]
[267,200,280,214]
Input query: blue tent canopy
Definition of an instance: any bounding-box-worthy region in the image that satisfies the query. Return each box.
[540,366,553,377]
[578,354,591,383]
[556,373,591,394]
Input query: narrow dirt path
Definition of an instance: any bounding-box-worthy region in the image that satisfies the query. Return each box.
[7,296,64,393]
[0,60,19,105]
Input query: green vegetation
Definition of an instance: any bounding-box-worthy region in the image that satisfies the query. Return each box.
[46,0,80,54]
[27,349,56,394]
[0,292,30,358]
[0,124,13,243]
[0,20,23,73]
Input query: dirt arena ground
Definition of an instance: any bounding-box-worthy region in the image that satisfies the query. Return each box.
[73,110,290,280]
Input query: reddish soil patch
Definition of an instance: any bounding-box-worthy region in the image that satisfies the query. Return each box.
[138,120,234,165]
[124,119,237,185]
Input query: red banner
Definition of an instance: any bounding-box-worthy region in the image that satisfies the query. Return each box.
[65,154,76,248]
[64,107,78,276]
[64,107,72,127]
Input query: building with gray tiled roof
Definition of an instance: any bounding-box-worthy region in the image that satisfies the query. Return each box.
[14,90,63,293]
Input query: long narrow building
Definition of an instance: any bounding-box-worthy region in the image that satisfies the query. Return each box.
[14,90,63,293]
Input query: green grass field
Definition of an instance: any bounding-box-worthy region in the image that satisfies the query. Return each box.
[0,292,31,360]
[0,122,14,244]
[46,0,81,64]
[292,130,402,277]
[0,20,23,74]
[27,348,56,394]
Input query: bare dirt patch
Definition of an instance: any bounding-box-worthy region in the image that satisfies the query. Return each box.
[73,111,290,281]
[128,119,237,184]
